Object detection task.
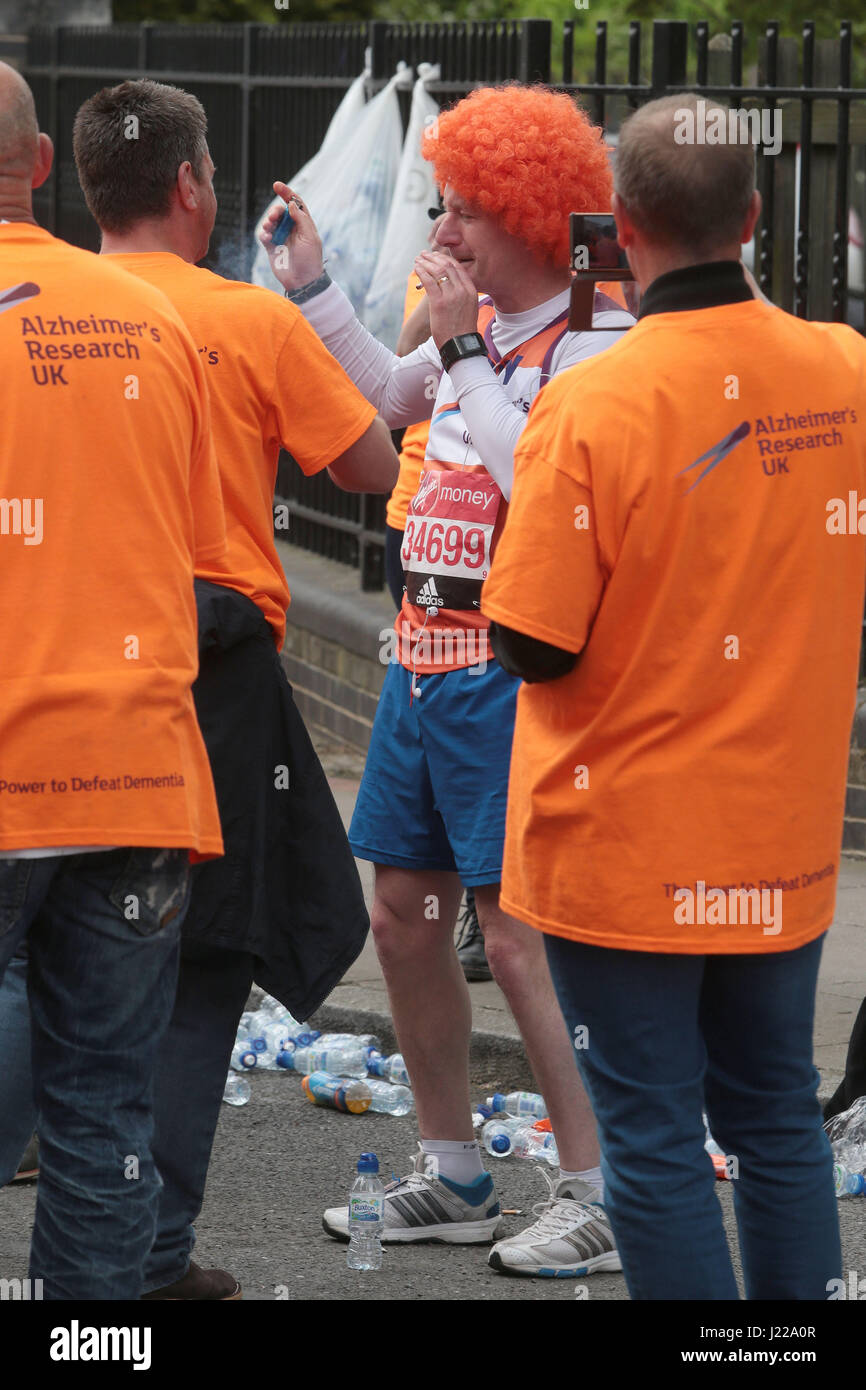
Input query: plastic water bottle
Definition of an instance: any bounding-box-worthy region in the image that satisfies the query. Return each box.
[366,1049,389,1077]
[481,1116,525,1156]
[231,1042,258,1071]
[301,1071,372,1113]
[488,1091,547,1119]
[347,1153,384,1270]
[222,1073,251,1106]
[834,1161,866,1197]
[317,1032,383,1053]
[287,1045,369,1078]
[364,1079,413,1116]
[512,1124,558,1166]
[388,1054,410,1086]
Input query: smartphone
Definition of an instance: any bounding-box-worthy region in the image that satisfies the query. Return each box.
[570,212,631,280]
[271,203,295,247]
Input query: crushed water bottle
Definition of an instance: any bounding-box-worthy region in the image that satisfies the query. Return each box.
[826,1098,866,1197]
[301,1071,372,1113]
[834,1161,866,1197]
[347,1153,384,1270]
[481,1116,558,1163]
[512,1124,558,1165]
[364,1079,413,1116]
[222,1073,251,1106]
[488,1091,547,1119]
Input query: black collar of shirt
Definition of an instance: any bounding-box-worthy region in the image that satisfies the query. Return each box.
[637,260,754,320]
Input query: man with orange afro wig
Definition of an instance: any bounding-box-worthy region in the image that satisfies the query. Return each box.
[261,82,633,1281]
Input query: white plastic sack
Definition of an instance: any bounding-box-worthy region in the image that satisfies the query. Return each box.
[252,66,409,318]
[363,64,441,351]
[251,67,368,292]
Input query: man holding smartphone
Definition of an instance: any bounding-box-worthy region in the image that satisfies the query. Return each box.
[263,83,634,1280]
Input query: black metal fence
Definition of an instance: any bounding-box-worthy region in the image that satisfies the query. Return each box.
[23,17,866,594]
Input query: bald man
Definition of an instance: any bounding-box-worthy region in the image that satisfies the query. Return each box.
[0,65,228,1299]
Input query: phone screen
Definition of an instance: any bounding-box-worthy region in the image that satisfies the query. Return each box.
[570,213,631,280]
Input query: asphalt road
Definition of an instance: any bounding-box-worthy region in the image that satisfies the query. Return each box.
[3,1066,865,1306]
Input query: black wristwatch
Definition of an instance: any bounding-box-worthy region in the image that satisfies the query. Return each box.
[439,332,488,373]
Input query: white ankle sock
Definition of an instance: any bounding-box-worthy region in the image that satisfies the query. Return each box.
[420,1139,485,1185]
[559,1166,605,1203]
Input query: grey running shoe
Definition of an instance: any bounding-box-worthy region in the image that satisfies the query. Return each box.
[323,1146,502,1244]
[488,1170,622,1277]
[455,892,492,982]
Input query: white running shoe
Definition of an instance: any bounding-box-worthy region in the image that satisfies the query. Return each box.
[323,1146,502,1244]
[488,1170,622,1277]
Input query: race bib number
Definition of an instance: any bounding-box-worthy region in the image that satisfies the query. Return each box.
[402,469,502,611]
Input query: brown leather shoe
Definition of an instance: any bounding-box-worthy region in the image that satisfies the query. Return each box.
[141,1260,242,1300]
[10,1135,38,1184]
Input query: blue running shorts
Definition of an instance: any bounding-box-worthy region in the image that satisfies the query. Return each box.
[349,659,520,885]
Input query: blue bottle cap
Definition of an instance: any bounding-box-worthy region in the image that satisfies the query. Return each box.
[491,1134,511,1154]
[357,1152,379,1173]
[275,1051,294,1069]
[239,1051,257,1069]
[250,1037,267,1052]
[491,1093,506,1111]
[476,1104,493,1120]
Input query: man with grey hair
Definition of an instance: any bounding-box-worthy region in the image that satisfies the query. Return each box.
[483,92,866,1299]
[0,62,228,1298]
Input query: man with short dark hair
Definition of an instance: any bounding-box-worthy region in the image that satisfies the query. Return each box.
[0,75,398,1300]
[0,62,226,1299]
[482,92,866,1299]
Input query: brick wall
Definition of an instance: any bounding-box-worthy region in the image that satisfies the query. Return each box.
[845,690,866,858]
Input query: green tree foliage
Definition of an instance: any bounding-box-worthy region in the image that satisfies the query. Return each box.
[111,0,865,83]
[113,0,379,21]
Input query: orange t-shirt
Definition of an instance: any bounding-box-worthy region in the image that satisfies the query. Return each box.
[109,253,377,648]
[482,299,866,953]
[386,275,430,533]
[0,223,226,856]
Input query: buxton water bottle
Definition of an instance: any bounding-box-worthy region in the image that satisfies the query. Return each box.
[347,1153,384,1270]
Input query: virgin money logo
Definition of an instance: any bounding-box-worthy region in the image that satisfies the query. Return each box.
[411,472,440,517]
[0,282,40,314]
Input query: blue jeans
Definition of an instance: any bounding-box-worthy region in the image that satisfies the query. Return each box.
[0,849,188,1299]
[0,934,254,1294]
[544,933,841,1300]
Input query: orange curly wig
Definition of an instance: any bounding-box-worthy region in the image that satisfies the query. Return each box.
[421,84,613,268]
